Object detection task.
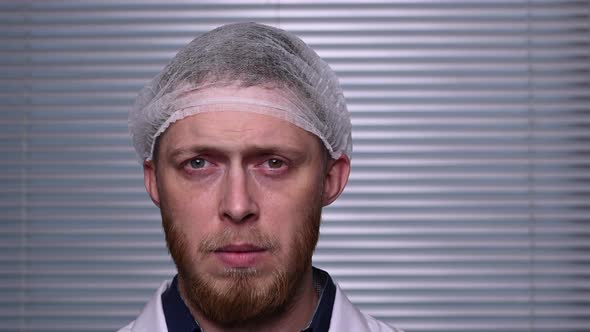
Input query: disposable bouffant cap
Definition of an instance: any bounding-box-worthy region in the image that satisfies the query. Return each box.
[129,22,352,162]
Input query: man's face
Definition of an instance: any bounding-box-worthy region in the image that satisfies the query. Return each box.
[144,92,348,326]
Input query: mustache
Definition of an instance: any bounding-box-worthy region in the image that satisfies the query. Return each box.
[199,227,279,253]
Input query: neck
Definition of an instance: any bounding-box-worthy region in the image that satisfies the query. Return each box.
[179,266,319,332]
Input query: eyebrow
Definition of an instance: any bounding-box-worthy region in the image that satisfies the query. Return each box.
[167,144,308,161]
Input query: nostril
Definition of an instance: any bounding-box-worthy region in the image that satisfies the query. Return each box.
[223,211,256,224]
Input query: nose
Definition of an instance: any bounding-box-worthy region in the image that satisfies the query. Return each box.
[219,165,259,224]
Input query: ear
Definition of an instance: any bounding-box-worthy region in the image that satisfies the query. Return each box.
[322,154,351,206]
[143,160,161,208]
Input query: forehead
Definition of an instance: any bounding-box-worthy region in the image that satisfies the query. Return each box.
[157,110,323,158]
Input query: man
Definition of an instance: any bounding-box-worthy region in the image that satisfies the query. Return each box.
[121,22,403,332]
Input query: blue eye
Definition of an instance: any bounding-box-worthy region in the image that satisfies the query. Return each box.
[189,158,207,169]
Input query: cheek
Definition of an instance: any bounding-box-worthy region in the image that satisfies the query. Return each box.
[158,173,220,234]
[259,176,323,241]
[261,171,323,210]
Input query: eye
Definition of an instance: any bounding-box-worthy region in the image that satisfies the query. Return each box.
[266,158,285,169]
[188,158,208,169]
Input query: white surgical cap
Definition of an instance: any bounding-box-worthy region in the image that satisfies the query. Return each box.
[129,22,352,162]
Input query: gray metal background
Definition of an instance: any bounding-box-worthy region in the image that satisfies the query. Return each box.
[1,0,589,331]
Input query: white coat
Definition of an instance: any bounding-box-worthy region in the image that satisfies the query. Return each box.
[118,280,404,332]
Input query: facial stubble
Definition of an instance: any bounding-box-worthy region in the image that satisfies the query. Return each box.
[161,200,322,327]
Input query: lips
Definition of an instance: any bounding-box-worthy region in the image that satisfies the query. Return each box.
[216,244,266,253]
[214,243,268,268]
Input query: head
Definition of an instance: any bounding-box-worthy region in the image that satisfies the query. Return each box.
[131,23,352,327]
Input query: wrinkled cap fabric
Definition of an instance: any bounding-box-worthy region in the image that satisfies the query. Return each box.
[129,22,352,162]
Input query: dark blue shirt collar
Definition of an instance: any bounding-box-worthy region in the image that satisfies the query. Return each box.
[303,267,335,332]
[161,276,200,332]
[161,267,336,332]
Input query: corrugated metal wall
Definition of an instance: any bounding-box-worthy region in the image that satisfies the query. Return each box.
[1,1,589,331]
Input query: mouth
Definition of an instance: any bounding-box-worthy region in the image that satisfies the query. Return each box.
[216,244,267,253]
[214,243,269,268]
